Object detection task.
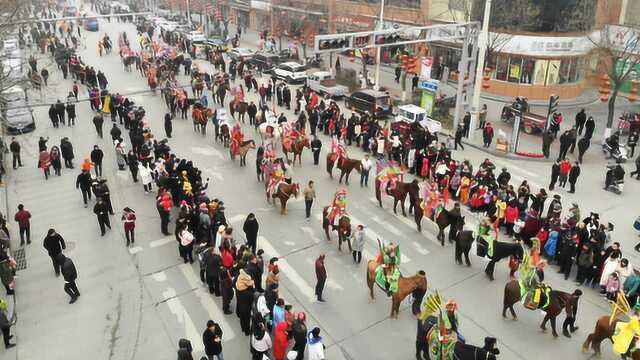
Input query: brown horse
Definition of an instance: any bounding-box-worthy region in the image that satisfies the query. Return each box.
[374,178,419,217]
[229,101,248,123]
[502,280,582,338]
[266,182,299,215]
[230,140,256,167]
[366,261,427,319]
[581,316,640,358]
[217,124,230,147]
[413,199,462,246]
[326,153,362,185]
[283,137,310,167]
[321,206,351,248]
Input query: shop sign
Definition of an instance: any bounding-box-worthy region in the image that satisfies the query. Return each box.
[251,0,271,11]
[419,79,439,92]
[495,32,593,56]
[333,15,374,29]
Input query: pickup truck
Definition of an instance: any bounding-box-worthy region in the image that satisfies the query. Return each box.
[306,71,348,98]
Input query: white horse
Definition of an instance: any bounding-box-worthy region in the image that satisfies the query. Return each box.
[258,110,283,144]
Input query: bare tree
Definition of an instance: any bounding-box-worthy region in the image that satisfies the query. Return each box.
[589,24,640,135]
[0,1,30,97]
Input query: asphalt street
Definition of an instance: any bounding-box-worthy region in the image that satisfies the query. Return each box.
[5,15,639,360]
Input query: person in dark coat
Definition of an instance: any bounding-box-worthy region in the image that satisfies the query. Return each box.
[415,318,431,360]
[55,100,66,125]
[164,113,173,138]
[43,228,66,275]
[56,253,80,303]
[549,160,560,191]
[93,113,104,138]
[203,247,222,296]
[66,102,76,126]
[282,86,291,110]
[542,130,555,159]
[48,104,59,127]
[110,123,122,142]
[291,312,308,360]
[220,268,233,314]
[577,136,590,163]
[242,213,259,254]
[315,254,327,302]
[76,170,93,207]
[575,109,586,135]
[93,198,111,236]
[202,320,224,360]
[60,137,75,168]
[584,116,596,139]
[90,145,104,177]
[557,130,572,161]
[568,162,581,193]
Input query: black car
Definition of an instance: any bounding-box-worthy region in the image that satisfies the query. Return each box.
[249,53,280,73]
[345,89,392,118]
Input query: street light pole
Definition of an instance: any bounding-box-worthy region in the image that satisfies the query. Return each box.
[186,0,192,26]
[469,0,491,140]
[373,0,385,91]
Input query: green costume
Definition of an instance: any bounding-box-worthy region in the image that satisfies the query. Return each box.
[374,244,402,295]
[478,223,495,257]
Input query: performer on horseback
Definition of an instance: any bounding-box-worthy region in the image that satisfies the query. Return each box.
[266,156,284,198]
[422,181,443,220]
[374,240,401,296]
[331,138,347,168]
[326,189,348,228]
[376,159,402,195]
[230,123,244,157]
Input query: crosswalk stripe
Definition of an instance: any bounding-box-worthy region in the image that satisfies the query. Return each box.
[178,264,236,341]
[150,236,174,248]
[162,287,204,353]
[258,235,317,302]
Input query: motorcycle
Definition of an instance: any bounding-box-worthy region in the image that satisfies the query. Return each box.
[602,141,628,162]
[500,97,529,123]
[605,179,625,194]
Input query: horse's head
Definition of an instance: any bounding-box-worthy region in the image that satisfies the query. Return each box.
[412,270,428,291]
[301,137,310,148]
[339,216,352,237]
[248,140,256,149]
[292,183,300,198]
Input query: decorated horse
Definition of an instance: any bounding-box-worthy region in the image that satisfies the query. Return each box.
[326,140,361,185]
[413,196,463,246]
[230,121,255,167]
[229,100,248,123]
[322,190,351,247]
[281,125,309,166]
[366,259,427,318]
[266,182,300,215]
[147,65,158,92]
[191,103,212,135]
[258,111,283,144]
[374,160,419,216]
[583,293,640,358]
[502,254,582,338]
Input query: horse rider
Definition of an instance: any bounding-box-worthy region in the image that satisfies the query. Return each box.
[327,189,347,227]
[442,299,465,343]
[375,241,401,296]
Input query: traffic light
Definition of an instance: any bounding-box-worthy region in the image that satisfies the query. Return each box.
[401,55,409,70]
[318,37,349,50]
[548,95,560,115]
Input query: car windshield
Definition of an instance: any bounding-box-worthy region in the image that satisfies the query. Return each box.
[291,65,305,72]
[416,113,425,122]
[378,97,390,106]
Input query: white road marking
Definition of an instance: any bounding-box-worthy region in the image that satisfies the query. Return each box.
[178,264,236,340]
[300,226,322,244]
[128,246,144,254]
[227,214,246,223]
[204,169,225,181]
[326,278,344,290]
[162,287,204,353]
[283,241,295,246]
[150,236,174,248]
[152,271,167,282]
[191,146,225,160]
[411,241,430,255]
[258,235,317,302]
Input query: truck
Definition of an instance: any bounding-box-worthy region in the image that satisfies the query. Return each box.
[306,71,348,98]
[393,104,442,134]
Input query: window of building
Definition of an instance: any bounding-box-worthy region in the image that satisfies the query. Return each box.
[546,60,561,85]
[495,53,509,81]
[383,0,421,8]
[521,58,535,84]
[625,0,640,27]
[533,60,549,86]
[559,59,571,84]
[508,56,523,83]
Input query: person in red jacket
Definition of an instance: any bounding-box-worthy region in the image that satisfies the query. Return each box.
[504,202,519,237]
[558,159,572,188]
[272,321,289,360]
[14,204,31,246]
[121,207,136,247]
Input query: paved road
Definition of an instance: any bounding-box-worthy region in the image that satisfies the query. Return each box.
[6,16,637,360]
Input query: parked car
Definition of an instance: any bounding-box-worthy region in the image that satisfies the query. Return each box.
[1,86,35,134]
[159,21,179,32]
[273,62,307,84]
[205,38,229,52]
[186,31,205,43]
[63,6,78,17]
[394,104,441,134]
[345,89,392,118]
[306,71,348,98]
[228,47,255,62]
[248,53,280,73]
[84,18,99,31]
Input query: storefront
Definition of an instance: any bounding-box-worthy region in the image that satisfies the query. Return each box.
[483,33,594,100]
[249,0,271,31]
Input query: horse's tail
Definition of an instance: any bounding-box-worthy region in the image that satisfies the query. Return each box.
[326,155,334,174]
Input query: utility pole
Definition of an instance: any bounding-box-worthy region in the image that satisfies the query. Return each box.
[469,0,491,140]
[186,0,192,26]
[373,0,384,91]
